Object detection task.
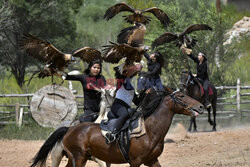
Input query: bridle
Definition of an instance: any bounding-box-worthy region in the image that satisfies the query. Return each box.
[169,90,198,116]
[180,73,194,92]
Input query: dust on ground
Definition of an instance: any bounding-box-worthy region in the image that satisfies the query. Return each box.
[0,124,250,167]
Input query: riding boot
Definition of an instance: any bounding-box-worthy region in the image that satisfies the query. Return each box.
[203,79,211,108]
[204,90,211,108]
[127,108,136,117]
[105,116,127,143]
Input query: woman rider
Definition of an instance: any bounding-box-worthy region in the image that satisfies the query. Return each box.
[182,48,211,108]
[137,51,164,93]
[104,63,142,143]
[63,59,106,122]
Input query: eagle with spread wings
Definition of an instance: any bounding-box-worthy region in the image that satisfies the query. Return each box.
[102,41,146,65]
[104,2,170,26]
[117,22,146,47]
[102,42,145,78]
[152,24,212,49]
[19,33,102,79]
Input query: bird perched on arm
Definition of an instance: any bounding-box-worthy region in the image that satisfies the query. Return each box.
[104,2,171,26]
[19,33,102,82]
[151,24,212,49]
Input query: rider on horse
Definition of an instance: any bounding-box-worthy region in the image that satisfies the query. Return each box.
[62,59,106,122]
[105,63,142,143]
[137,51,165,93]
[182,47,211,108]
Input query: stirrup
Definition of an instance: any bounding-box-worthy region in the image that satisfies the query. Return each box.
[105,132,116,144]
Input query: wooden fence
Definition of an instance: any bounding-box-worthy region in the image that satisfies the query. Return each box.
[215,78,250,118]
[0,78,249,126]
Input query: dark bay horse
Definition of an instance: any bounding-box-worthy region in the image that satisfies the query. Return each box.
[180,71,217,131]
[62,90,205,167]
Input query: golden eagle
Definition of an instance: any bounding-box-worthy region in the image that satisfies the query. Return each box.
[104,2,170,26]
[117,23,146,47]
[102,42,144,78]
[102,41,146,65]
[152,24,212,49]
[19,33,101,79]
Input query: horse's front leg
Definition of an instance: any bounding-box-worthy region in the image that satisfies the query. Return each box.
[193,117,197,132]
[207,107,214,125]
[212,103,217,131]
[188,117,193,132]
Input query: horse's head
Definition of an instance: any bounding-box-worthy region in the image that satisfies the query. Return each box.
[99,85,116,106]
[180,70,193,91]
[170,90,205,117]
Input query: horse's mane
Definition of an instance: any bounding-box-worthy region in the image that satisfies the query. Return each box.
[140,90,169,119]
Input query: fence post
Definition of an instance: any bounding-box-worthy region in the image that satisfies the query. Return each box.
[18,107,23,128]
[68,81,73,93]
[68,81,77,94]
[15,103,20,126]
[236,78,241,116]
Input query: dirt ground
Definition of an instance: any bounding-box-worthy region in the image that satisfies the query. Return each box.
[0,124,250,167]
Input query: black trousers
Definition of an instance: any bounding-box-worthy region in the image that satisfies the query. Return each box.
[201,79,209,102]
[107,99,129,132]
[79,101,100,123]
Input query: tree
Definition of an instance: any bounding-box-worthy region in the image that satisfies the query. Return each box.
[143,0,235,87]
[0,0,84,88]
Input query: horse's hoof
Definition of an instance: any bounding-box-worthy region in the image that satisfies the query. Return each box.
[212,128,216,131]
[193,129,197,132]
[188,128,192,132]
[209,121,214,126]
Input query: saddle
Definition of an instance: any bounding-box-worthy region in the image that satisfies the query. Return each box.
[192,77,213,96]
[100,110,146,162]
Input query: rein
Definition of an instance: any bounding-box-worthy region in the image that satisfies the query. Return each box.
[180,73,195,93]
[169,90,194,112]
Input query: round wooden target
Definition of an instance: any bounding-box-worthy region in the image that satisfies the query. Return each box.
[30,85,77,128]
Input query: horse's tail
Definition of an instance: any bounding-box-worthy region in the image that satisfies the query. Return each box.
[30,126,69,167]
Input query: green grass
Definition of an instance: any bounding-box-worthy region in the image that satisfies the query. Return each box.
[0,117,54,140]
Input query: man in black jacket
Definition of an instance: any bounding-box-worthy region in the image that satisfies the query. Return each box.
[182,48,211,108]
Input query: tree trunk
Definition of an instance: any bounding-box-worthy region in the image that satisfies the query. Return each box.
[216,0,222,13]
[11,63,26,88]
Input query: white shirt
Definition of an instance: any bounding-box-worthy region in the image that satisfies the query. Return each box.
[116,84,134,106]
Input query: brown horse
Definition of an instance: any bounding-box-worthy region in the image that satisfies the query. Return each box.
[180,71,217,131]
[62,90,205,167]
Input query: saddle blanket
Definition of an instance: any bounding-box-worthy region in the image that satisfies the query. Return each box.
[101,116,146,140]
[199,84,213,96]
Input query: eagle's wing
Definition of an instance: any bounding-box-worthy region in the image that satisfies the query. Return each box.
[117,23,146,47]
[73,47,102,63]
[102,42,137,64]
[151,32,178,49]
[103,2,135,21]
[19,33,64,63]
[143,7,171,26]
[181,24,212,35]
